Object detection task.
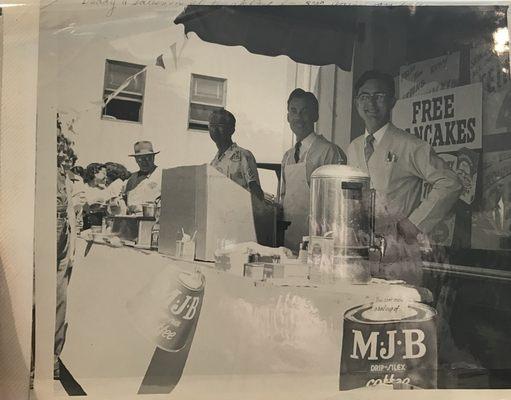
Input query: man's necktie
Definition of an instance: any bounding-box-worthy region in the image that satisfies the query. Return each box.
[364,134,375,163]
[294,141,302,163]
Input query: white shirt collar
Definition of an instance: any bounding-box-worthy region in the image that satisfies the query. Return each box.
[365,123,389,147]
[300,132,316,145]
[298,132,316,152]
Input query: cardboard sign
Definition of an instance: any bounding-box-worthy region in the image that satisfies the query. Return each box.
[470,43,511,136]
[392,83,483,153]
[399,53,460,99]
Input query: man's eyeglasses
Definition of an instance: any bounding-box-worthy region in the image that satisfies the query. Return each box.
[356,92,389,103]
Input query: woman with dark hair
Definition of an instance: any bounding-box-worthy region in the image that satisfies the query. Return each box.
[104,162,130,197]
[104,162,131,215]
[105,162,131,184]
[83,163,107,186]
[80,163,107,228]
[80,163,128,227]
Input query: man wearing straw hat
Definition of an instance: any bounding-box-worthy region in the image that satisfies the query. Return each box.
[123,140,162,214]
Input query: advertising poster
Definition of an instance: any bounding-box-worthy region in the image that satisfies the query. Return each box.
[456,148,480,206]
[393,80,483,246]
[472,150,511,250]
[392,83,483,153]
[470,43,511,135]
[426,150,480,246]
[399,52,460,99]
[421,153,457,246]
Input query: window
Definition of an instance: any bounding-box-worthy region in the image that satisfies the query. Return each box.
[188,74,227,131]
[102,60,146,123]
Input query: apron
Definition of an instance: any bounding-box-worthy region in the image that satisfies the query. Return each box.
[282,138,317,253]
[127,168,162,213]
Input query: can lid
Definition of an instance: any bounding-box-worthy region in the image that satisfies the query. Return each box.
[179,271,204,290]
[311,165,369,179]
[345,302,436,324]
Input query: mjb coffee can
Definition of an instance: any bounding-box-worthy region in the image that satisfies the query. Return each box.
[156,270,205,352]
[339,300,437,390]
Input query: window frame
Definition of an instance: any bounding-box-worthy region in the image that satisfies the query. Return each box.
[101,59,147,124]
[187,73,227,132]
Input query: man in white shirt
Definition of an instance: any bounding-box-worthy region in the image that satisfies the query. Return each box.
[123,141,162,214]
[280,89,346,252]
[347,70,462,284]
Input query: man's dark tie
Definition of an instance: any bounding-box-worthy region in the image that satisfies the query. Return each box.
[364,134,375,163]
[294,141,302,163]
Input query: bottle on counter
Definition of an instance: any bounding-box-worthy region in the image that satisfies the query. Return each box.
[150,197,161,251]
[298,236,309,263]
[150,220,160,250]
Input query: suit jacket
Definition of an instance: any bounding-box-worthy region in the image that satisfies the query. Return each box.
[347,123,462,235]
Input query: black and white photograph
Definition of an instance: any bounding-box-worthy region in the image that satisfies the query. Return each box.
[19,1,511,399]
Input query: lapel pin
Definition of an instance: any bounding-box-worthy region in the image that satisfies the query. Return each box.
[386,152,397,162]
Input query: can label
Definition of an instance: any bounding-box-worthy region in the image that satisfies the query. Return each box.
[340,300,437,390]
[155,271,205,352]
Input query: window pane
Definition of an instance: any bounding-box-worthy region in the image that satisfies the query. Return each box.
[103,60,145,122]
[189,103,222,125]
[191,76,225,105]
[105,61,145,94]
[188,122,209,131]
[103,89,143,101]
[102,98,142,122]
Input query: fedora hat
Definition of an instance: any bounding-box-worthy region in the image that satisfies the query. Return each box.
[129,141,160,157]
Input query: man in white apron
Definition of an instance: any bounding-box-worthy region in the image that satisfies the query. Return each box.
[123,141,162,214]
[347,70,462,285]
[280,89,346,252]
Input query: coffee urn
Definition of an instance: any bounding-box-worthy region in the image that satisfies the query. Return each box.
[308,165,384,284]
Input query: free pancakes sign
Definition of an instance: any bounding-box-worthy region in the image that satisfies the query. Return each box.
[392,83,483,153]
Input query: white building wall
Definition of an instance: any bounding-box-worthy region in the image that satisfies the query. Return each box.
[39,8,297,192]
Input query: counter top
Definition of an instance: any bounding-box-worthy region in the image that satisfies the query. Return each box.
[59,239,429,398]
